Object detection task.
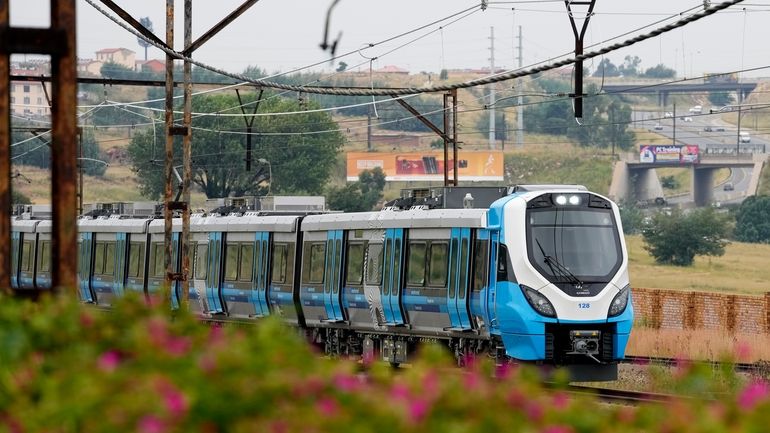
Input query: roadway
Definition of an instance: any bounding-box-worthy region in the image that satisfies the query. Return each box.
[633,110,767,205]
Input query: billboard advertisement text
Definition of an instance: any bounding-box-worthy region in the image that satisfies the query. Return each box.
[639,145,699,164]
[346,151,504,182]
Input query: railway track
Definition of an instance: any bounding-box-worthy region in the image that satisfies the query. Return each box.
[622,355,770,375]
[565,385,679,404]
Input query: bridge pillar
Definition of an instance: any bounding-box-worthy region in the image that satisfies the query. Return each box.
[693,167,716,207]
[631,167,664,203]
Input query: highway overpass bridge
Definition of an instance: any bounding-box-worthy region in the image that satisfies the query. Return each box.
[602,82,758,107]
[609,154,766,207]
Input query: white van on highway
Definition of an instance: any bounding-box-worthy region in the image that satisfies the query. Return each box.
[689,105,702,114]
[739,131,751,143]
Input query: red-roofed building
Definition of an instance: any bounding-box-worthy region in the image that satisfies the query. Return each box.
[95,48,136,69]
[136,59,165,74]
[374,65,409,75]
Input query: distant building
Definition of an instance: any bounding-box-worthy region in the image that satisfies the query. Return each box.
[10,66,51,117]
[77,58,103,76]
[95,48,136,70]
[136,59,165,74]
[374,65,409,75]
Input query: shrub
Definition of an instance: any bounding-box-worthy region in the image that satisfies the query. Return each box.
[642,207,730,266]
[0,294,767,432]
[734,195,770,243]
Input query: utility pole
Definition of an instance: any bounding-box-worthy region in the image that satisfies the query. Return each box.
[488,26,496,150]
[672,102,676,145]
[163,0,175,304]
[516,25,524,147]
[181,0,192,305]
[367,105,373,151]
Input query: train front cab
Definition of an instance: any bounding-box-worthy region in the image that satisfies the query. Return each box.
[488,189,632,380]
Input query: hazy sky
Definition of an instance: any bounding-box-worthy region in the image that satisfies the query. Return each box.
[8,0,770,79]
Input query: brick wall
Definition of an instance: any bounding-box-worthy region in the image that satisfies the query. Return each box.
[632,288,770,334]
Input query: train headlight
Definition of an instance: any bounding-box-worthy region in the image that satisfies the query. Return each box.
[608,285,630,317]
[521,285,556,318]
[554,195,568,205]
[568,195,581,205]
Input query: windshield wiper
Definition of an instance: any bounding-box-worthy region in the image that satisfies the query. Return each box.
[535,239,584,286]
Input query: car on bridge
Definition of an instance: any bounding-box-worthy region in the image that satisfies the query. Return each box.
[704,126,713,132]
[653,124,663,130]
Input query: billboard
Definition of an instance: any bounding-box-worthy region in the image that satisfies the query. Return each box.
[346,151,505,182]
[639,145,699,165]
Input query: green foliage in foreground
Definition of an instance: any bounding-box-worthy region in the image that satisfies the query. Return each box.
[0,295,768,432]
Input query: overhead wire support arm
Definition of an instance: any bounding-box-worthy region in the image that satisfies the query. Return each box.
[564,0,596,121]
[182,0,261,56]
[235,87,264,172]
[98,0,171,51]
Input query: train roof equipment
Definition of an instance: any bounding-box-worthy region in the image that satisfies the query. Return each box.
[302,207,487,231]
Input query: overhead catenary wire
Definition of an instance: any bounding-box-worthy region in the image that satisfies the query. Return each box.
[85,0,745,96]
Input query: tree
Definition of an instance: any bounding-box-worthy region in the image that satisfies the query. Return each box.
[592,58,620,77]
[618,201,644,235]
[642,64,676,79]
[137,17,153,61]
[734,195,770,243]
[336,62,348,72]
[439,69,449,80]
[476,111,508,142]
[12,127,107,176]
[100,61,139,80]
[326,167,386,212]
[377,96,443,132]
[708,91,734,106]
[642,207,730,266]
[618,55,642,77]
[127,93,344,199]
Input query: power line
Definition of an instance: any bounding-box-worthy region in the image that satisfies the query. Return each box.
[85,0,745,96]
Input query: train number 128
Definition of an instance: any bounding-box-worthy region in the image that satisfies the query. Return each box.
[578,303,590,309]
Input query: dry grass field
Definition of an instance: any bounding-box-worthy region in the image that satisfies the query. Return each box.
[626,235,770,295]
[627,328,770,362]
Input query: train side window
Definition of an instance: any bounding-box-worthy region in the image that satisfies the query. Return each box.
[93,242,106,275]
[20,240,34,272]
[271,243,287,284]
[497,244,516,283]
[428,242,448,287]
[38,241,51,272]
[103,243,116,276]
[127,242,144,278]
[448,239,458,298]
[284,243,295,285]
[472,240,489,292]
[365,243,383,285]
[151,243,165,278]
[392,238,402,293]
[345,243,364,285]
[239,244,254,282]
[194,244,208,280]
[382,239,391,296]
[224,243,239,282]
[406,242,426,286]
[303,242,325,284]
[333,239,342,293]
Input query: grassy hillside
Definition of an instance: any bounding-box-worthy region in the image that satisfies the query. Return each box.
[626,234,770,295]
[504,141,615,194]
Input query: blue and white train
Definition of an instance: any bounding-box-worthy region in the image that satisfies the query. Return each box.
[11,185,632,380]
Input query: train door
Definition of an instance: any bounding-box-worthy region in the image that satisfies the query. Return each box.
[447,227,473,330]
[487,230,500,329]
[189,232,210,314]
[205,232,225,314]
[299,232,328,326]
[323,230,345,322]
[250,231,270,317]
[469,229,492,331]
[78,231,95,303]
[268,234,298,323]
[220,233,257,318]
[91,233,119,306]
[18,233,37,290]
[146,232,181,307]
[125,234,148,297]
[382,228,405,326]
[34,227,52,290]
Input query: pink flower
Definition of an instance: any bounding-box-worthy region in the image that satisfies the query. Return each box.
[421,371,439,397]
[137,415,166,433]
[316,397,338,416]
[463,370,481,390]
[738,381,770,410]
[541,425,574,433]
[333,373,362,392]
[164,336,191,357]
[408,398,430,423]
[163,388,189,417]
[524,401,544,421]
[97,351,121,372]
[735,342,752,362]
[390,383,410,401]
[551,391,570,410]
[79,312,94,327]
[198,354,217,373]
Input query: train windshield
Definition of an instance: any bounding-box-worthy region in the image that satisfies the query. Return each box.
[526,206,621,284]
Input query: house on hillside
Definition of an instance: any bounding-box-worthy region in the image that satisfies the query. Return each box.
[95,48,136,69]
[136,59,165,74]
[10,66,51,117]
[77,58,103,76]
[374,65,409,75]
